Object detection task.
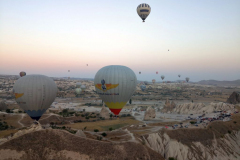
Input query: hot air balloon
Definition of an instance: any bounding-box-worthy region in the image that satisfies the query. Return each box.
[152,79,156,84]
[140,85,146,91]
[76,82,82,88]
[144,81,149,85]
[178,74,181,78]
[81,85,86,91]
[19,71,26,77]
[94,65,137,115]
[161,75,165,80]
[13,75,57,121]
[156,71,158,74]
[186,77,190,82]
[137,3,151,22]
[75,88,82,96]
[68,70,70,72]
[139,72,141,74]
[87,64,88,66]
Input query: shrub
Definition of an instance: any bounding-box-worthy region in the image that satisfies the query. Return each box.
[228,130,231,134]
[109,127,113,131]
[234,121,237,124]
[97,136,102,140]
[6,109,11,113]
[190,121,195,124]
[169,158,176,160]
[85,117,89,119]
[62,126,66,129]
[101,132,107,137]
[94,129,99,132]
[84,126,87,130]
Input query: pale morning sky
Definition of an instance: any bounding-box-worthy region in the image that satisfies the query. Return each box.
[0,0,240,82]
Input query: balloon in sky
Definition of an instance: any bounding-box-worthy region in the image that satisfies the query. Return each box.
[186,77,190,82]
[161,75,165,80]
[156,71,158,74]
[144,81,149,85]
[139,72,141,74]
[13,75,57,121]
[68,70,70,72]
[87,64,88,66]
[81,85,86,91]
[178,74,181,78]
[152,79,156,84]
[76,82,82,88]
[19,71,26,77]
[140,85,146,91]
[75,88,82,95]
[94,65,137,115]
[137,3,151,22]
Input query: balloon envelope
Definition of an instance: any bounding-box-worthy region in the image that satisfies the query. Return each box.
[161,75,165,80]
[94,65,137,115]
[75,88,82,95]
[137,3,151,22]
[140,85,146,91]
[186,77,190,82]
[20,72,26,77]
[13,75,57,120]
[81,85,86,91]
[152,79,156,84]
[76,82,82,88]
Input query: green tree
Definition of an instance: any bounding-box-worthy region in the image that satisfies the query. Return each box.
[129,99,132,104]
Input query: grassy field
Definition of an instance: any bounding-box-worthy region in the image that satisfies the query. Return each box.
[62,117,140,131]
[0,129,18,138]
[3,114,23,128]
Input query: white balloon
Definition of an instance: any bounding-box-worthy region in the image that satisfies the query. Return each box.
[137,3,151,22]
[75,88,82,95]
[13,75,57,120]
[76,82,82,88]
[94,65,137,115]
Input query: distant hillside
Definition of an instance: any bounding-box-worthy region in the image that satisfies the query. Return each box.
[198,79,240,86]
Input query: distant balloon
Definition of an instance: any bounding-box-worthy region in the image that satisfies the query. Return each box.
[94,65,137,115]
[144,81,149,85]
[156,71,158,74]
[87,64,88,66]
[178,74,181,78]
[186,77,190,82]
[76,82,82,88]
[137,3,151,22]
[19,71,26,77]
[152,79,156,84]
[68,70,70,72]
[13,75,57,121]
[140,85,146,91]
[75,88,82,95]
[161,75,165,80]
[168,49,169,51]
[139,72,141,74]
[81,85,86,91]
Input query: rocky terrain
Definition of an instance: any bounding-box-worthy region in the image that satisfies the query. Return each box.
[227,91,240,104]
[161,102,236,114]
[141,114,240,160]
[0,129,163,160]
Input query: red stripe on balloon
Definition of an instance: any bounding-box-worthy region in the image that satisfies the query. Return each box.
[109,109,122,115]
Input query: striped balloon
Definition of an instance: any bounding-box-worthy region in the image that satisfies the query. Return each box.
[94,65,137,115]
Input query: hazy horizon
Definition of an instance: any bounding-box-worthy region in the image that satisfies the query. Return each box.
[1,0,240,82]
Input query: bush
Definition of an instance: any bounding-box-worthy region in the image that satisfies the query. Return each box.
[84,126,87,130]
[234,121,237,124]
[62,126,66,129]
[6,109,11,113]
[190,121,196,124]
[228,130,231,134]
[169,158,176,160]
[101,132,107,137]
[94,129,99,132]
[109,127,113,131]
[97,136,102,140]
[85,117,89,119]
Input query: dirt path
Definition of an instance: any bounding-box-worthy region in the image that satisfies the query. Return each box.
[18,114,25,128]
